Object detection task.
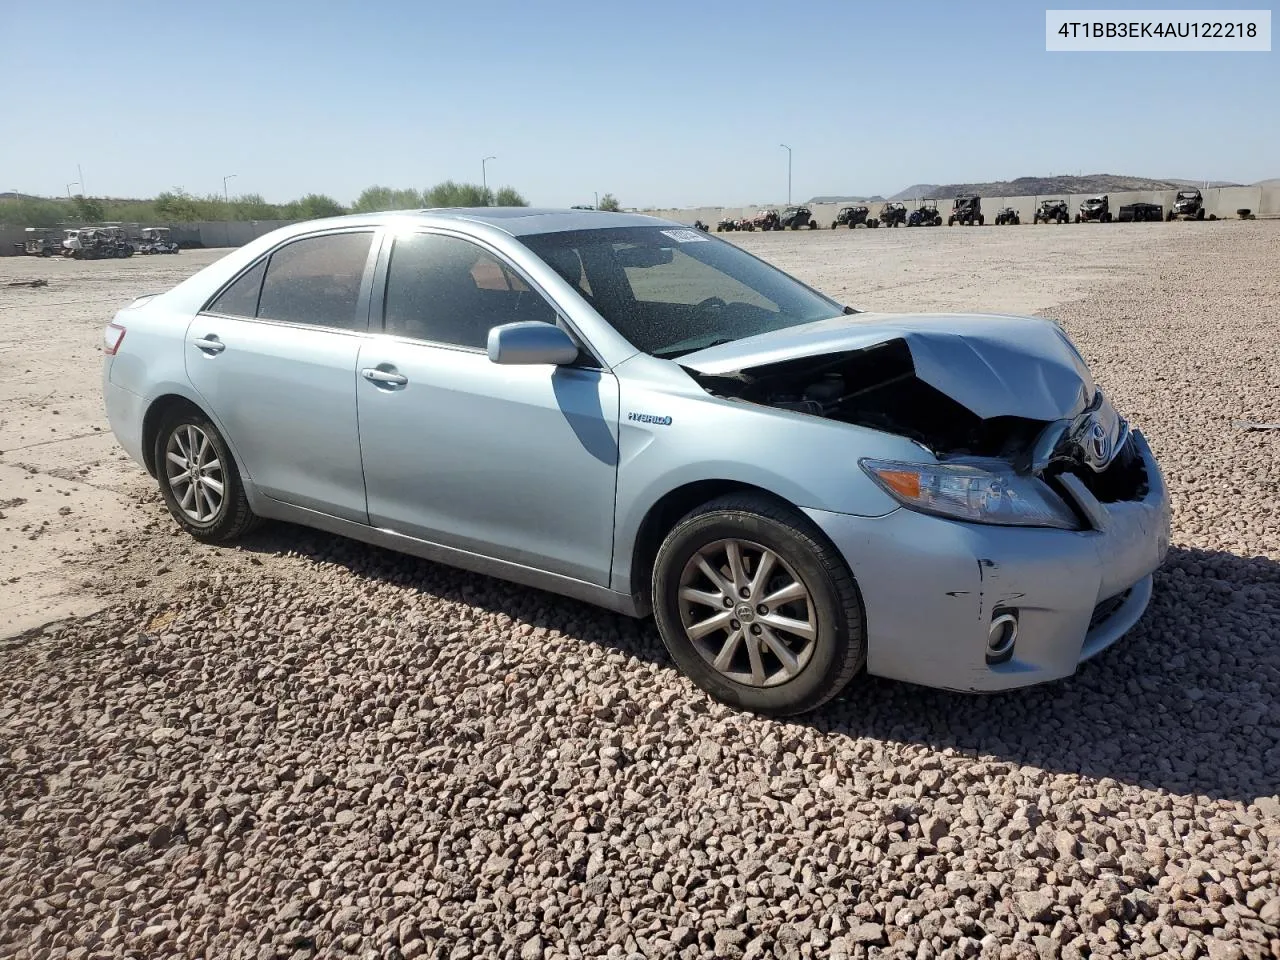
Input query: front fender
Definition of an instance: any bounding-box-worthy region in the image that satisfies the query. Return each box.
[610,361,923,594]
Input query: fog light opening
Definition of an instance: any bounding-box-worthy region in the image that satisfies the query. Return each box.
[986,610,1018,664]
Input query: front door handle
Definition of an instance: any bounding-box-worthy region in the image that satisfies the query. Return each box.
[192,335,225,354]
[361,367,408,387]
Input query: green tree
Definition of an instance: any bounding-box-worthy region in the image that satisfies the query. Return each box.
[70,195,106,222]
[0,197,66,227]
[493,186,528,207]
[423,180,492,207]
[351,186,424,213]
[285,194,346,220]
[597,193,621,212]
[154,190,205,221]
[231,193,283,220]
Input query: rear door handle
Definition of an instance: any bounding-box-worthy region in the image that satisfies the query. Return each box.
[361,367,408,386]
[192,335,225,354]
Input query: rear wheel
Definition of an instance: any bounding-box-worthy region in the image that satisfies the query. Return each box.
[155,411,258,543]
[652,493,865,715]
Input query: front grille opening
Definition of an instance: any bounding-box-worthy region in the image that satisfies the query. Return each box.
[1049,433,1148,504]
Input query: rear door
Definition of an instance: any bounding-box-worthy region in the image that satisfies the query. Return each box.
[185,229,378,523]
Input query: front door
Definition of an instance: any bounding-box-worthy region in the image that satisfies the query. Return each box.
[355,230,619,585]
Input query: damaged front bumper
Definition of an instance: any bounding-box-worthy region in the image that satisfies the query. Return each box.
[804,430,1171,692]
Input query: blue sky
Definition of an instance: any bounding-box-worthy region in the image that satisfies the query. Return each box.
[4,1,1275,207]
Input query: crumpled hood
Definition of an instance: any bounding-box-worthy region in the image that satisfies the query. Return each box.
[679,312,1096,422]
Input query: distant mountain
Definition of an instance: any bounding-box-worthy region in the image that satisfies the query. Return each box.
[809,194,885,204]
[887,174,1244,201]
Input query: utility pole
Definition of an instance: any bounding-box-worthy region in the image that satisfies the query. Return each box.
[78,163,85,196]
[223,174,237,204]
[779,144,792,205]
[482,157,496,203]
[594,191,599,209]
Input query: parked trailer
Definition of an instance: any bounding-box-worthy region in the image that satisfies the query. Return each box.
[1117,203,1164,223]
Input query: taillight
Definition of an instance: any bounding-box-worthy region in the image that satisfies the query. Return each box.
[103,322,126,355]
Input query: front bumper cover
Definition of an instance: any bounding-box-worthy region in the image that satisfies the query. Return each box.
[806,430,1171,692]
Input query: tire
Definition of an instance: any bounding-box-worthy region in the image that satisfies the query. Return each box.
[1166,211,1174,221]
[154,410,258,544]
[978,215,985,226]
[1196,208,1205,220]
[651,493,865,715]
[1102,212,1111,223]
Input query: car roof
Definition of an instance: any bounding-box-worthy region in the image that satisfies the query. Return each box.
[292,207,677,238]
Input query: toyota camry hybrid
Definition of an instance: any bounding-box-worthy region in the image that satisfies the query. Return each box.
[102,209,1171,715]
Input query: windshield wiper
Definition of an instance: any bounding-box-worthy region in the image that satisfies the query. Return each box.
[653,337,737,359]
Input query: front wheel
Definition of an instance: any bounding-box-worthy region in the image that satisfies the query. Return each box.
[155,411,258,543]
[651,493,865,715]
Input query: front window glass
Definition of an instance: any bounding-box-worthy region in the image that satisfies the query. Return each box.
[384,233,556,348]
[519,227,841,358]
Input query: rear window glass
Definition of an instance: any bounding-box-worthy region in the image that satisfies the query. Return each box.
[208,260,266,318]
[256,232,373,330]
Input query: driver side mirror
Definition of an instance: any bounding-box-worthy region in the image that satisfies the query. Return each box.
[487,321,581,366]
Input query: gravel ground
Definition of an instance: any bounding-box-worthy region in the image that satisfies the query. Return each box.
[1,223,1278,959]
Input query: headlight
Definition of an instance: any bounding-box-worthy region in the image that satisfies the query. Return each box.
[860,458,1081,530]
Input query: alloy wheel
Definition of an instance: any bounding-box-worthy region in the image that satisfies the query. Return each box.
[164,424,225,523]
[677,538,817,687]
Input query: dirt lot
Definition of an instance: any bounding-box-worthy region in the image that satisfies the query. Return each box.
[1,223,1278,959]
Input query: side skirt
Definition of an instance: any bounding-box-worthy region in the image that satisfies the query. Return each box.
[254,495,644,618]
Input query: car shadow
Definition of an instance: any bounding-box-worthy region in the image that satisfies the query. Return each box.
[230,525,1278,804]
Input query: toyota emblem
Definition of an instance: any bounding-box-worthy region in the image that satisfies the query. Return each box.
[1086,421,1111,466]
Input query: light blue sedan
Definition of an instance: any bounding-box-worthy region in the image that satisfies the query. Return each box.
[102,209,1169,714]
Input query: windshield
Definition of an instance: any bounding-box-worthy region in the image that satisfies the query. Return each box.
[1178,191,1198,199]
[520,226,843,358]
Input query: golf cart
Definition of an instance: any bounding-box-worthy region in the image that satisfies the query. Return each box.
[62,226,133,259]
[1076,196,1112,223]
[948,195,984,226]
[1167,189,1209,221]
[21,227,61,256]
[876,202,907,228]
[1033,199,1070,224]
[994,206,1020,225]
[137,227,180,254]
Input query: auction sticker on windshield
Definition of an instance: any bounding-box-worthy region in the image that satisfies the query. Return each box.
[660,229,710,243]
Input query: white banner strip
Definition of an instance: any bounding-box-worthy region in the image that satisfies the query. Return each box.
[1046,9,1272,50]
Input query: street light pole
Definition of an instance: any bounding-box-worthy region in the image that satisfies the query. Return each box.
[66,182,80,199]
[482,156,496,203]
[78,164,85,197]
[779,144,792,205]
[223,174,237,204]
